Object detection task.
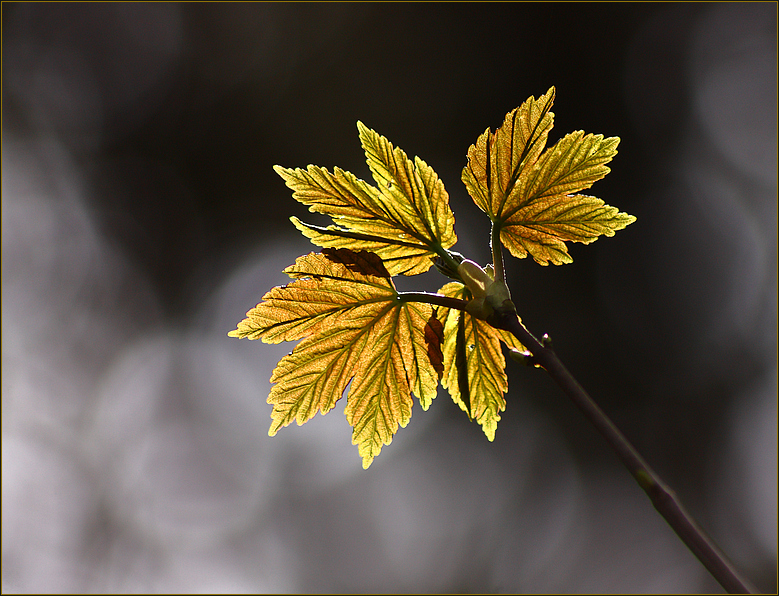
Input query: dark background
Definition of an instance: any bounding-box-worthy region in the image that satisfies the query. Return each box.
[3,3,776,593]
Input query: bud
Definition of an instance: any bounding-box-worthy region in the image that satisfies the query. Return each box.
[457,259,493,299]
[458,259,514,323]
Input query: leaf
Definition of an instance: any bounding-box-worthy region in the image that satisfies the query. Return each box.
[275,122,457,276]
[500,193,636,266]
[436,282,525,441]
[462,87,556,219]
[229,248,444,469]
[462,87,635,265]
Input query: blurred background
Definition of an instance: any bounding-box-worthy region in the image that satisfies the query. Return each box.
[2,3,776,593]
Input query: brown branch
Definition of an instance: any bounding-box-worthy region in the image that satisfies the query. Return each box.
[494,311,757,595]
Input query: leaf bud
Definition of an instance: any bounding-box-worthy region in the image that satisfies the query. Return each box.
[457,259,493,299]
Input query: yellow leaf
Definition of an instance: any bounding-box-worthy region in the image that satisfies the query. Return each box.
[462,87,556,219]
[229,248,443,468]
[462,88,635,265]
[274,123,457,276]
[436,282,525,441]
[358,122,456,253]
[290,216,434,276]
[501,193,636,266]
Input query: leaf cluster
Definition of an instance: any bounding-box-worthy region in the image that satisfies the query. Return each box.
[230,88,636,468]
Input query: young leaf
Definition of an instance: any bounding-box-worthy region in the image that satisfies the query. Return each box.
[462,87,556,219]
[462,87,635,265]
[436,281,525,441]
[274,123,457,276]
[229,248,444,469]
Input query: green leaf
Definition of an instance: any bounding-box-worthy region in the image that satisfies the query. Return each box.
[436,281,525,441]
[229,248,443,469]
[462,88,635,265]
[274,123,457,276]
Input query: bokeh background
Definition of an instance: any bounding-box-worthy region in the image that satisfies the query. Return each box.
[2,3,776,593]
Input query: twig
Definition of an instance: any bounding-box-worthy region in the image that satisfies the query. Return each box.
[495,312,757,595]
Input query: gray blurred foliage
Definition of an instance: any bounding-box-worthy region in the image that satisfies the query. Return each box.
[2,3,776,593]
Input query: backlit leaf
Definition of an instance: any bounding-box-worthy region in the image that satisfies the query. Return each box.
[462,88,635,265]
[274,123,457,276]
[462,87,555,219]
[500,193,636,266]
[229,248,443,468]
[436,282,525,441]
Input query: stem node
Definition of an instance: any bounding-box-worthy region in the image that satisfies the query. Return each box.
[541,333,554,350]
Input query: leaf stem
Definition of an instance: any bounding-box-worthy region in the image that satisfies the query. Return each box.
[434,247,465,280]
[398,291,470,311]
[494,312,757,595]
[491,222,505,284]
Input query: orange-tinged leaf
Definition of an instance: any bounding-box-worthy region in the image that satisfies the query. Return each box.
[436,282,525,441]
[358,122,456,253]
[229,248,443,468]
[274,123,457,276]
[290,216,434,276]
[501,193,636,265]
[462,88,635,265]
[462,87,556,219]
[507,131,620,211]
